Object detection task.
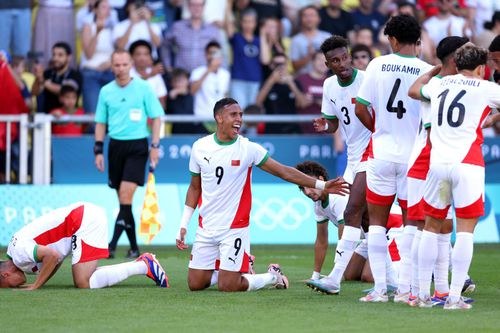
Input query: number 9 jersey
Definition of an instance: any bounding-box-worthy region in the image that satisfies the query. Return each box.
[189,134,269,230]
[356,53,432,163]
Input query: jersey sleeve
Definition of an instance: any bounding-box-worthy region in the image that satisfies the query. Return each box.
[314,204,328,224]
[189,141,201,176]
[486,82,500,109]
[356,60,376,106]
[94,88,108,123]
[331,194,348,224]
[250,141,269,167]
[420,101,432,128]
[321,80,338,120]
[143,82,164,119]
[7,239,38,273]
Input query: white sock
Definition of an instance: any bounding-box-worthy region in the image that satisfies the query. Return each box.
[411,230,422,296]
[386,250,398,286]
[397,225,417,294]
[311,271,321,280]
[368,225,387,294]
[210,270,219,287]
[243,273,277,291]
[434,233,451,294]
[327,226,361,286]
[89,261,148,289]
[449,232,474,302]
[418,230,438,299]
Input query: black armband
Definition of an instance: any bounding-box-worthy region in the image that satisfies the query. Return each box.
[94,141,104,155]
[150,142,160,149]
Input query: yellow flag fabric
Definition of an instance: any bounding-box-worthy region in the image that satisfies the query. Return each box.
[139,172,162,244]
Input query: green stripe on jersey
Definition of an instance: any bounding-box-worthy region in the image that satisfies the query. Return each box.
[355,97,370,106]
[424,123,431,129]
[337,219,345,225]
[33,244,39,262]
[213,133,238,146]
[322,112,337,120]
[419,86,430,102]
[257,153,269,167]
[189,171,200,176]
[317,219,329,224]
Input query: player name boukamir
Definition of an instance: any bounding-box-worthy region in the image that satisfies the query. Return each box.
[381,64,421,75]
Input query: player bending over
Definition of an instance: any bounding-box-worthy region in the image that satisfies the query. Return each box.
[0,202,168,290]
[175,98,349,292]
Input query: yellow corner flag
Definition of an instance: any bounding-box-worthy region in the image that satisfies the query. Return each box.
[139,168,162,244]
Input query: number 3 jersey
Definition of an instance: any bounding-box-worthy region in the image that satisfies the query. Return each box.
[356,53,432,163]
[321,69,371,168]
[421,73,500,165]
[189,134,269,230]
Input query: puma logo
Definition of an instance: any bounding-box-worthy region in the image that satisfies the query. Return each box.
[228,257,237,264]
[204,156,212,164]
[330,98,336,105]
[336,250,344,257]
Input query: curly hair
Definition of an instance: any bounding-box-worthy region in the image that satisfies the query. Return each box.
[383,14,421,45]
[320,35,349,56]
[295,161,329,181]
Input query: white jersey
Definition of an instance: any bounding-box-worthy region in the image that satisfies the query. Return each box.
[314,193,349,227]
[189,134,268,230]
[322,69,371,166]
[421,73,500,166]
[357,53,432,163]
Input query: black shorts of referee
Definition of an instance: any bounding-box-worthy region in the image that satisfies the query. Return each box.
[108,138,148,189]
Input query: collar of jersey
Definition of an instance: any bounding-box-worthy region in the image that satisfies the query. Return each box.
[337,68,358,87]
[213,133,238,146]
[435,74,443,79]
[394,52,416,58]
[321,194,329,209]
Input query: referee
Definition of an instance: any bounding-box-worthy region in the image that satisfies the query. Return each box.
[94,50,163,259]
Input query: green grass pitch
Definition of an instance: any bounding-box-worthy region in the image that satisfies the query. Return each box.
[1,244,500,333]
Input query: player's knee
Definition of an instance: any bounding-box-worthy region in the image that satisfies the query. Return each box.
[74,278,90,289]
[187,278,209,291]
[217,281,240,292]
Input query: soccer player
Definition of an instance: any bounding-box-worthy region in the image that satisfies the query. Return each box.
[309,35,372,294]
[408,44,500,309]
[175,97,349,292]
[0,202,168,290]
[354,14,432,302]
[406,36,469,306]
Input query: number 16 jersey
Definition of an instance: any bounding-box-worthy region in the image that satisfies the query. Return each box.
[189,134,269,230]
[356,53,432,163]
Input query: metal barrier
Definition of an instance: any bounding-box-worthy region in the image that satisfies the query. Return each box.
[0,114,29,184]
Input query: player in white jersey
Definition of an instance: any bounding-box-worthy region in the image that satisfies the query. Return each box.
[406,36,471,306]
[354,14,433,303]
[309,35,373,294]
[175,98,350,292]
[409,44,500,310]
[0,202,168,289]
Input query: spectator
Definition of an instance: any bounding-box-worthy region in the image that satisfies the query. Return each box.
[475,11,500,50]
[32,42,82,114]
[167,68,206,134]
[145,0,169,33]
[81,0,115,114]
[190,41,230,132]
[423,0,473,47]
[163,0,183,32]
[50,85,85,137]
[489,35,500,75]
[32,0,76,68]
[260,17,287,80]
[354,26,383,57]
[224,7,264,109]
[351,43,372,70]
[129,40,167,110]
[76,0,119,33]
[250,0,284,22]
[256,52,305,134]
[467,0,495,37]
[240,104,265,135]
[417,0,469,20]
[162,0,220,73]
[9,56,33,111]
[0,0,31,58]
[318,0,355,39]
[295,51,328,134]
[290,6,330,75]
[113,0,162,56]
[352,0,387,43]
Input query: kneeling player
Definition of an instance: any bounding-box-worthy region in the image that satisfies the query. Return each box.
[0,202,168,290]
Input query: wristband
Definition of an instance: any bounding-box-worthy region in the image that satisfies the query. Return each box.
[150,142,160,149]
[324,122,329,132]
[180,205,194,229]
[94,141,104,155]
[315,180,326,191]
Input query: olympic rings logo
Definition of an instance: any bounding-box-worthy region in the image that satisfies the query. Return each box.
[251,197,312,231]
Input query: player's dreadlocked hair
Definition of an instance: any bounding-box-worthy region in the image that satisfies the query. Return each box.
[320,35,349,56]
[383,14,421,45]
[213,97,239,117]
[436,36,469,63]
[295,161,329,181]
[455,44,488,71]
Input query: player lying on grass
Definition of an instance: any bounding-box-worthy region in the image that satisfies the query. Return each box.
[0,202,168,290]
[175,97,350,292]
[296,161,403,294]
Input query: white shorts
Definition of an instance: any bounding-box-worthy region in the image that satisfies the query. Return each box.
[366,158,408,208]
[408,177,452,220]
[189,227,251,273]
[423,163,485,219]
[343,160,367,184]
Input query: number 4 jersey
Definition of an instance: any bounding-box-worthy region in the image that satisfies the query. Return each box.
[189,134,269,230]
[421,73,500,165]
[356,53,432,163]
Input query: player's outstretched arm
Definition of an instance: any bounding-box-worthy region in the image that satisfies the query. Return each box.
[408,65,442,100]
[17,246,62,291]
[259,157,350,196]
[176,175,201,250]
